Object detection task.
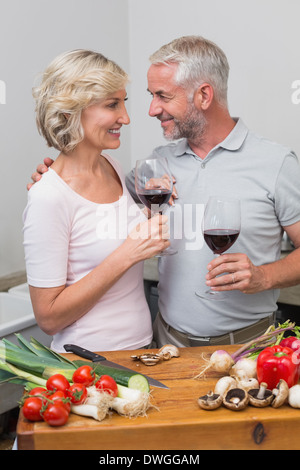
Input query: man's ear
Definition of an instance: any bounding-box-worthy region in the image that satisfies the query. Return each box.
[194,83,214,110]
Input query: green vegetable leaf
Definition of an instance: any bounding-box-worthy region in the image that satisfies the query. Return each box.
[29,337,75,365]
[15,333,41,355]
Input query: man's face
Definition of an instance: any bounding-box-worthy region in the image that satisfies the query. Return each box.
[147,63,207,142]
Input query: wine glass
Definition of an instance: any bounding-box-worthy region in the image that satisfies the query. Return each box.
[195,196,241,300]
[135,157,177,256]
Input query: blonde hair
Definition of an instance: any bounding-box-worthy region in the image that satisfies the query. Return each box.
[149,36,229,107]
[33,49,129,153]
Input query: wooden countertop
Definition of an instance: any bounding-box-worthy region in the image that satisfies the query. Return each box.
[16,345,300,450]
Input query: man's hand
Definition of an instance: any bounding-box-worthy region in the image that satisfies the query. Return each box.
[205,253,267,294]
[27,157,54,190]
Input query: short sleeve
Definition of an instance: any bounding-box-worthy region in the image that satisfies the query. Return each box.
[275,152,300,226]
[23,181,71,287]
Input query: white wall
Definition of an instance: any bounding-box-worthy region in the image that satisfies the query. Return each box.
[1,0,300,276]
[0,0,130,276]
[128,0,300,165]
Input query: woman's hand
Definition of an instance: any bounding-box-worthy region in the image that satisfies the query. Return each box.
[125,214,170,261]
[27,157,54,190]
[169,176,178,206]
[205,253,267,294]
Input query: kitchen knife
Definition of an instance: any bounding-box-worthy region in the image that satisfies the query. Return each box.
[63,344,169,389]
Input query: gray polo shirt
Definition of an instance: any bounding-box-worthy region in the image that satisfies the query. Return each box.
[126,119,300,336]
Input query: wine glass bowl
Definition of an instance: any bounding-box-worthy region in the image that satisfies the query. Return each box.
[135,157,177,256]
[196,196,241,300]
[203,229,240,255]
[135,159,173,214]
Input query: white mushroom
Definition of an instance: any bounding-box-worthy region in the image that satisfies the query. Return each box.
[248,382,273,407]
[272,380,289,408]
[230,358,257,379]
[214,376,237,397]
[288,384,300,408]
[232,371,259,392]
[131,353,162,366]
[158,344,180,360]
[223,388,249,411]
[198,391,223,410]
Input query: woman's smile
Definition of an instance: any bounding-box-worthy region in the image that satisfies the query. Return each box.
[80,89,130,152]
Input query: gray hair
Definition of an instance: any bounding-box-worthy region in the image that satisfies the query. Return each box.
[33,49,128,153]
[149,36,229,107]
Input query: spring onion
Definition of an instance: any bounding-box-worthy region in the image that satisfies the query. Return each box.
[70,384,151,421]
[112,383,150,417]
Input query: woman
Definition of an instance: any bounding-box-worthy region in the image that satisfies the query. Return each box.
[23,49,169,352]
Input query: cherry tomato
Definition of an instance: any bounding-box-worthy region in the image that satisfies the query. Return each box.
[72,365,95,386]
[51,390,71,413]
[42,402,69,427]
[28,387,51,408]
[28,386,48,397]
[67,383,88,404]
[22,397,44,422]
[95,375,118,397]
[46,374,70,393]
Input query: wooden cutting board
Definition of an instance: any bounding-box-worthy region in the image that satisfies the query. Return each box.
[16,345,300,450]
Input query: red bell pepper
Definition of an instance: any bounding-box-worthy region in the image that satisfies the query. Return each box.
[257,345,299,390]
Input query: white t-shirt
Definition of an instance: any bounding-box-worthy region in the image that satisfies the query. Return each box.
[23,154,152,352]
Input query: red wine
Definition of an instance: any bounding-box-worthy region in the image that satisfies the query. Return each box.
[204,229,240,254]
[137,189,172,210]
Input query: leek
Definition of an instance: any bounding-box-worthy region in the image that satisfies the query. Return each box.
[29,337,75,365]
[0,361,47,387]
[15,333,41,356]
[0,334,77,388]
[0,343,74,374]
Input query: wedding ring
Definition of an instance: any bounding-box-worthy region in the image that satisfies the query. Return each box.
[232,273,236,284]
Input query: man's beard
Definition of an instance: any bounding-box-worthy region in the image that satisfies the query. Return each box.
[162,104,207,143]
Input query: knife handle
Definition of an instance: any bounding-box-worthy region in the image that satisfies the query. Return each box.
[63,344,106,362]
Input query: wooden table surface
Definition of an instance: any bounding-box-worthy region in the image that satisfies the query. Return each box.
[16,345,300,450]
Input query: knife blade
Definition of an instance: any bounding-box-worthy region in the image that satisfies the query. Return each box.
[63,344,169,389]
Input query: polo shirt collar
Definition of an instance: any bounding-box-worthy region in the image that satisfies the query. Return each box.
[174,118,248,157]
[219,118,248,151]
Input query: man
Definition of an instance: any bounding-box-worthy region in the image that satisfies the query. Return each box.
[126,35,300,347]
[30,36,300,347]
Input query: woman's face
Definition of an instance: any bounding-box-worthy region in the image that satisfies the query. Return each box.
[80,89,130,152]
